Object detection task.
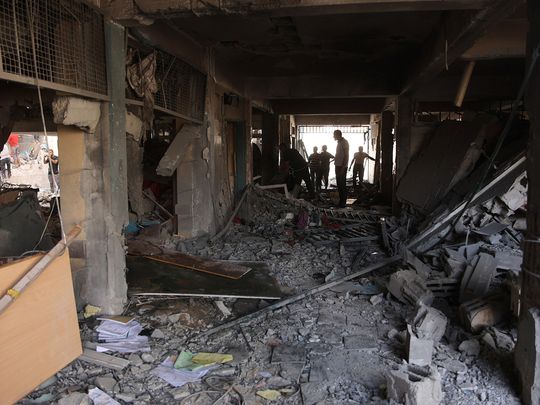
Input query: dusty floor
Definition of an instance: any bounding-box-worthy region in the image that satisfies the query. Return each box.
[21,189,522,404]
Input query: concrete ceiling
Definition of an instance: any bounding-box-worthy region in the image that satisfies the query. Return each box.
[171,11,440,79]
[112,0,526,112]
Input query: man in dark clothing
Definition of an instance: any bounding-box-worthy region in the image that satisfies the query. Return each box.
[279,143,314,197]
[44,149,59,192]
[319,145,334,190]
[333,130,349,208]
[308,146,322,193]
[349,146,375,188]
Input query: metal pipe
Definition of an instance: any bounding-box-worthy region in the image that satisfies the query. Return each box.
[455,61,476,108]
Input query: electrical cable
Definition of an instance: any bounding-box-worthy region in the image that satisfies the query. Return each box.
[26,0,67,243]
[424,44,540,252]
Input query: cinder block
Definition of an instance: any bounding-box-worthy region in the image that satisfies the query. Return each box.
[410,304,448,342]
[386,364,443,405]
[406,325,433,367]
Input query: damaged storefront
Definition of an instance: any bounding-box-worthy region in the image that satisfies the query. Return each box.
[2,0,540,404]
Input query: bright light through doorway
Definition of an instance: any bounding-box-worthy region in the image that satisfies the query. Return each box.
[298,125,374,185]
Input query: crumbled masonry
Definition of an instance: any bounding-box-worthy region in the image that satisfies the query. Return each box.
[22,187,524,404]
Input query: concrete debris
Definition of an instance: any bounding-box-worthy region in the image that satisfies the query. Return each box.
[388,270,434,306]
[443,358,468,374]
[406,324,434,366]
[386,364,443,405]
[409,304,448,342]
[52,96,101,134]
[23,187,523,405]
[57,393,92,405]
[459,253,496,303]
[404,249,432,278]
[458,339,481,356]
[500,173,527,211]
[125,111,144,142]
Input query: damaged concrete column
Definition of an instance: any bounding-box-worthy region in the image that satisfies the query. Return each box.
[515,1,540,402]
[170,123,213,238]
[262,112,279,184]
[396,94,413,183]
[371,114,381,188]
[380,110,394,204]
[66,20,129,314]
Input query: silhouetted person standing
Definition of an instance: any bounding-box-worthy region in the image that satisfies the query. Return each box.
[308,146,322,193]
[279,143,314,198]
[44,149,59,192]
[319,145,334,190]
[334,130,349,208]
[349,146,375,188]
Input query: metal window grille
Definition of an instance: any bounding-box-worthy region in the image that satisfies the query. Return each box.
[0,0,107,98]
[154,49,206,122]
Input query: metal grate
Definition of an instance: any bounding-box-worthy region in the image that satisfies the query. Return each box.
[0,0,107,97]
[154,50,206,122]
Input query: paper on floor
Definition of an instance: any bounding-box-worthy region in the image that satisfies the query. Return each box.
[151,356,217,387]
[88,387,121,405]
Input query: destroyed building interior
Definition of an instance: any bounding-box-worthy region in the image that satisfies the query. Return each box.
[1,0,540,404]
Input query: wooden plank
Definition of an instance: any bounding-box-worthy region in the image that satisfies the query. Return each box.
[194,256,400,340]
[139,252,252,280]
[127,257,283,300]
[79,348,130,371]
[0,251,81,404]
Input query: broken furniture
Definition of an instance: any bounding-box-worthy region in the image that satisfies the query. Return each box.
[305,222,380,246]
[0,186,54,257]
[0,250,81,404]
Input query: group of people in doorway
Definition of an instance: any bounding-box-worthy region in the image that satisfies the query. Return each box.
[279,130,374,208]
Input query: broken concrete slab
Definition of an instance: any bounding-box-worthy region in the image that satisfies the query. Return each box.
[386,364,443,405]
[52,96,101,134]
[443,248,467,278]
[410,304,448,342]
[495,250,523,272]
[459,253,496,303]
[156,124,200,177]
[388,270,434,306]
[404,249,432,279]
[500,173,527,211]
[126,111,143,142]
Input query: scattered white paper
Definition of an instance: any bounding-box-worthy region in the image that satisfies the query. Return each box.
[96,320,143,340]
[94,319,149,353]
[151,356,217,388]
[97,335,150,353]
[88,387,121,405]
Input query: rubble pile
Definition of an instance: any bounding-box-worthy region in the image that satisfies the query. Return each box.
[19,181,526,404]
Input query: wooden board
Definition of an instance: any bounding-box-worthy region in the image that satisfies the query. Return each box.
[138,252,252,280]
[0,251,82,404]
[126,256,283,300]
